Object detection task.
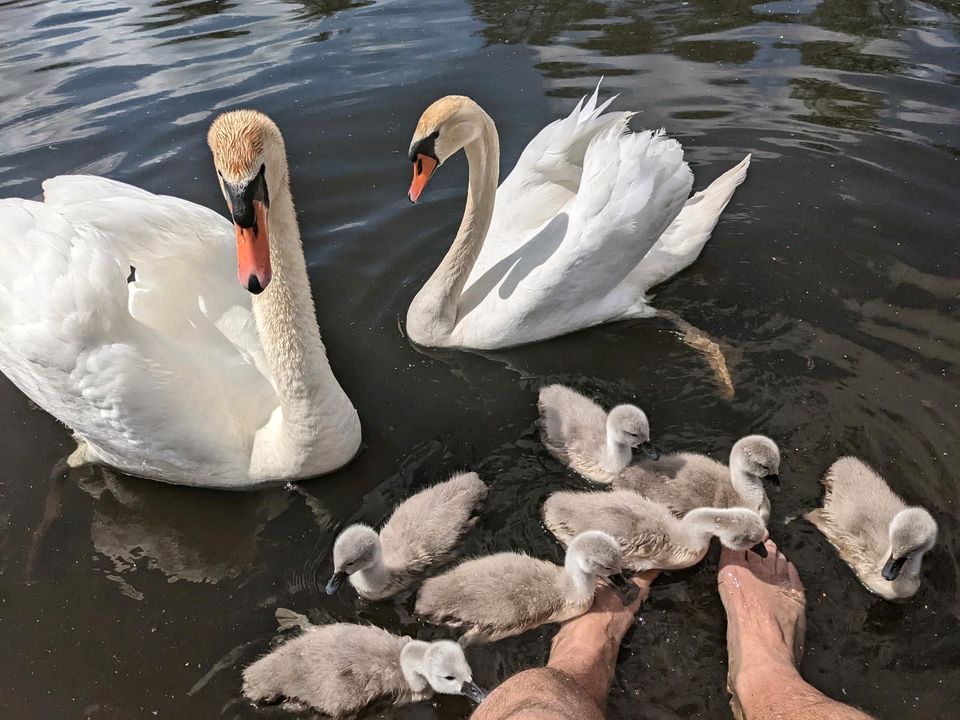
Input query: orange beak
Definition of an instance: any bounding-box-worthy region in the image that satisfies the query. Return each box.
[409,153,438,204]
[235,200,271,294]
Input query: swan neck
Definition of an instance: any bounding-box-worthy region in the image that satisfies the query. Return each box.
[400,641,431,693]
[602,433,631,474]
[677,509,723,549]
[409,111,499,342]
[563,553,596,604]
[250,171,359,465]
[729,460,768,518]
[351,556,391,595]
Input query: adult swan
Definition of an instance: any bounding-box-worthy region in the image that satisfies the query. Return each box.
[0,110,361,488]
[405,85,750,350]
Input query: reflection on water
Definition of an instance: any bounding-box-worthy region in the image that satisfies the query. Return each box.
[79,469,292,589]
[0,0,958,718]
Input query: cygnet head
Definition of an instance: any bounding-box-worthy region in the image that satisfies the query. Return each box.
[418,640,487,702]
[731,435,781,488]
[325,524,381,594]
[607,404,659,460]
[567,530,632,598]
[883,508,937,581]
[712,509,768,552]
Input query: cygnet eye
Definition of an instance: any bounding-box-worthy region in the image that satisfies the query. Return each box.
[444,675,455,681]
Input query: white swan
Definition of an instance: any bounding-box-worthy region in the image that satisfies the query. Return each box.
[405,83,751,349]
[0,110,360,488]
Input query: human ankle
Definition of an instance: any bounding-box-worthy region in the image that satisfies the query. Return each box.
[732,650,799,699]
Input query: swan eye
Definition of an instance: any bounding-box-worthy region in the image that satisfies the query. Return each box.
[444,675,455,681]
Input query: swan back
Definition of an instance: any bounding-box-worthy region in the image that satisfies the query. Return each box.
[615,452,734,512]
[538,384,650,483]
[415,552,567,642]
[415,531,623,644]
[379,472,487,575]
[544,490,682,571]
[242,623,412,714]
[616,435,780,520]
[329,472,487,600]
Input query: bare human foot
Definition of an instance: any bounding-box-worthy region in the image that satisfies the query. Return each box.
[718,539,805,719]
[717,540,876,720]
[547,570,660,710]
[472,572,660,720]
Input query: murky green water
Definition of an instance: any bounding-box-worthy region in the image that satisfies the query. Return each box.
[1,0,958,717]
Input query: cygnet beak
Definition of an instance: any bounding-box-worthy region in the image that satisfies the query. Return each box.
[881,554,907,581]
[749,542,768,558]
[461,680,488,704]
[325,571,347,595]
[605,573,637,604]
[638,441,661,461]
[763,473,781,491]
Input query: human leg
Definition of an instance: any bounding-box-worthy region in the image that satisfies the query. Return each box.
[718,540,874,720]
[471,571,659,720]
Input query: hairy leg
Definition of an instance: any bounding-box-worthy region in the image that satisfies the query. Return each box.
[470,667,604,720]
[718,540,875,720]
[471,571,659,720]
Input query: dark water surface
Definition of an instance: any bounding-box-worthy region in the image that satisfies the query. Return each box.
[1,0,958,718]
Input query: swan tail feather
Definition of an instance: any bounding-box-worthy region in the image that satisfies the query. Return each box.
[620,154,751,295]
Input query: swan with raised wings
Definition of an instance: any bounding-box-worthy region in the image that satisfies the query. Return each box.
[0,110,361,488]
[405,84,750,350]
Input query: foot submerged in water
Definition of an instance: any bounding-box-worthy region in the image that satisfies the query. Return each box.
[718,539,806,717]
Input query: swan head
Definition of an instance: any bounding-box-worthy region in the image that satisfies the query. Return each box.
[607,404,659,460]
[424,641,486,701]
[883,508,937,581]
[401,640,486,702]
[407,95,486,203]
[730,435,781,489]
[708,508,768,553]
[566,530,632,600]
[325,524,381,594]
[208,109,287,294]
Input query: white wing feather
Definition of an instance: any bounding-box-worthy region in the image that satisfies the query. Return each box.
[451,83,749,348]
[0,177,276,483]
